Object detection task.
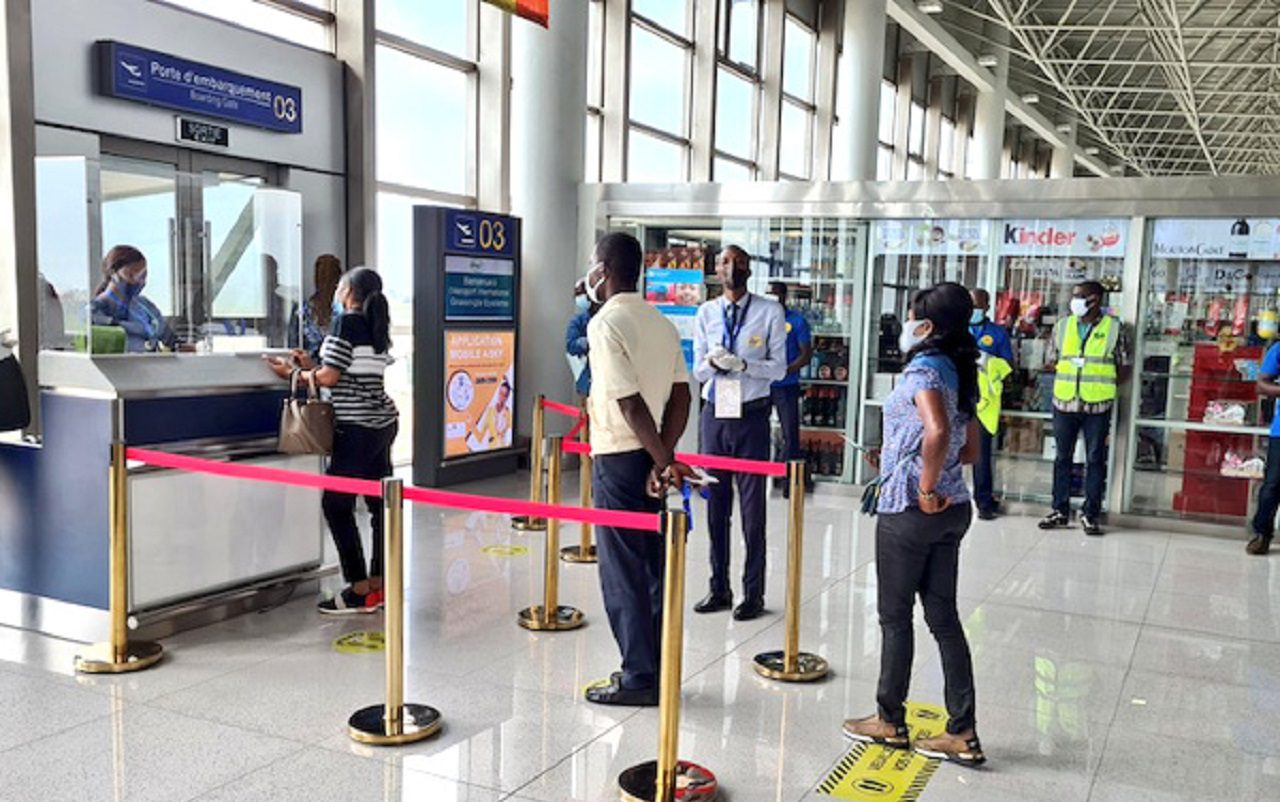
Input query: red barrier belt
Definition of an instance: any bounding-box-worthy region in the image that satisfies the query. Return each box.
[560,440,787,478]
[541,399,584,419]
[125,447,661,533]
[565,416,586,441]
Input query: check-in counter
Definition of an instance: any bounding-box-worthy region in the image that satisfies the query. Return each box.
[0,352,324,641]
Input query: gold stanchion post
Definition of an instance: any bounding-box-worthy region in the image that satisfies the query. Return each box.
[618,510,718,802]
[512,394,548,531]
[349,478,442,745]
[753,460,829,682]
[519,436,585,631]
[561,405,597,564]
[75,442,163,674]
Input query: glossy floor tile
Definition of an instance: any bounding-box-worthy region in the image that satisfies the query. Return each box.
[3,482,1280,802]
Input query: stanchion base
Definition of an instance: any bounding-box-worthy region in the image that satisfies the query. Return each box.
[74,641,164,674]
[618,759,718,802]
[511,516,548,532]
[517,605,586,631]
[560,545,598,564]
[752,650,830,682]
[348,703,443,746]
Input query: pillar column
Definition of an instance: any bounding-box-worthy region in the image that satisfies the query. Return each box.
[510,5,589,438]
[970,56,1007,180]
[833,0,887,181]
[1051,119,1077,178]
[335,0,375,266]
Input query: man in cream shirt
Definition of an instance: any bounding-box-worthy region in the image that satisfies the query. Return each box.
[582,232,693,707]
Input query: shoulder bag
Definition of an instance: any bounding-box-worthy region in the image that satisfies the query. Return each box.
[278,370,334,455]
[860,444,920,516]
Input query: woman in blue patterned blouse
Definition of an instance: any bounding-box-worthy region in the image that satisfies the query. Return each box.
[843,282,986,767]
[293,254,343,358]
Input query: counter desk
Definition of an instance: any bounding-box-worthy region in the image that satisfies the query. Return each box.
[0,352,325,641]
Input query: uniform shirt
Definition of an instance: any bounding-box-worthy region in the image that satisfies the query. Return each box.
[565,309,592,396]
[878,352,972,514]
[969,318,1014,363]
[692,292,787,403]
[773,308,812,389]
[90,292,177,353]
[1044,314,1131,415]
[1262,343,1280,437]
[587,292,689,456]
[320,312,398,429]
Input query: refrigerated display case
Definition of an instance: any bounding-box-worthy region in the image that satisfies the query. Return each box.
[1126,217,1280,525]
[857,219,990,482]
[988,218,1129,504]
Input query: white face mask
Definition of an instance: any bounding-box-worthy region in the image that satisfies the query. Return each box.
[584,264,606,305]
[1069,297,1091,318]
[899,319,930,356]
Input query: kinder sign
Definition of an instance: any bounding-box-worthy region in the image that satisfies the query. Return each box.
[999,219,1126,257]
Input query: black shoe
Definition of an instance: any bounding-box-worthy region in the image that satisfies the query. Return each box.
[977,508,998,521]
[1247,535,1272,555]
[1081,515,1104,537]
[732,598,766,621]
[585,683,658,706]
[1038,511,1069,530]
[694,591,733,614]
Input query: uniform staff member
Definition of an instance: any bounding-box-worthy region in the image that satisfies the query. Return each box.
[90,245,178,353]
[582,232,692,707]
[768,281,814,486]
[692,245,787,621]
[1039,280,1130,537]
[968,288,1014,520]
[1246,342,1280,555]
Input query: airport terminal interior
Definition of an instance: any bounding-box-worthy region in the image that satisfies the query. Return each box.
[2,1,1280,800]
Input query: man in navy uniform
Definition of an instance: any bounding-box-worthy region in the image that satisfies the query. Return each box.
[768,280,813,496]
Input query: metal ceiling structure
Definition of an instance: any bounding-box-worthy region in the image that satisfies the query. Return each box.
[934,0,1280,176]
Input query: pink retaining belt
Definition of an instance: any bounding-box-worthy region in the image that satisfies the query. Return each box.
[541,399,583,419]
[559,440,788,478]
[125,447,661,533]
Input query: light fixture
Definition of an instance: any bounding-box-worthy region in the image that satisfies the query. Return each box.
[1085,146,1100,156]
[1056,123,1073,133]
[1110,165,1125,175]
[1021,93,1040,104]
[977,54,999,68]
[918,1,944,14]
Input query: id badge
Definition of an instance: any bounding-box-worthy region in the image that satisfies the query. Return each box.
[715,377,743,419]
[1070,357,1087,368]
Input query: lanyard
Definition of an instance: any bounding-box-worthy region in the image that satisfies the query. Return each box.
[680,481,695,531]
[721,295,752,352]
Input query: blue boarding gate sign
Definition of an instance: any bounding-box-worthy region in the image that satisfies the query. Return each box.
[96,41,303,134]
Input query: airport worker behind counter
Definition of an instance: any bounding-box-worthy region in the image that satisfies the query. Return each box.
[90,245,178,353]
[968,288,1014,520]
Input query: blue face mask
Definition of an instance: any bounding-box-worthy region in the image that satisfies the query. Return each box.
[116,278,144,304]
[332,299,344,318]
[575,295,590,313]
[970,309,985,326]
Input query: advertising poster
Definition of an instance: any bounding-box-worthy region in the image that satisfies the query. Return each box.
[444,330,516,457]
[998,218,1127,257]
[872,219,990,257]
[444,254,515,321]
[1152,218,1280,261]
[644,267,703,370]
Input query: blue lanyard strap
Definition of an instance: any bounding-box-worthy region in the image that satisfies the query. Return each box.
[721,295,752,352]
[106,290,157,340]
[680,482,694,531]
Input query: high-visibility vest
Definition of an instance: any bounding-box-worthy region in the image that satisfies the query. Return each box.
[1053,315,1119,404]
[976,355,1012,435]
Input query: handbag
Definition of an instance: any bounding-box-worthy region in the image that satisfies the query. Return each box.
[278,370,334,455]
[860,445,920,516]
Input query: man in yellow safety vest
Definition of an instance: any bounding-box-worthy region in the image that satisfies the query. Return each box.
[1038,281,1130,536]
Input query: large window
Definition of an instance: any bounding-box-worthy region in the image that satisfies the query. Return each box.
[780,15,816,180]
[155,0,334,51]
[376,0,472,59]
[938,117,957,180]
[906,100,925,181]
[722,0,760,71]
[876,79,896,181]
[375,47,470,195]
[716,0,762,179]
[628,5,692,181]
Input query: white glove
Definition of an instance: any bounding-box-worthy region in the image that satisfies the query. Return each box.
[709,347,746,373]
[0,328,14,360]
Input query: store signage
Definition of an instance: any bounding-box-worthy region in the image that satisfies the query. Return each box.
[443,330,516,458]
[96,41,302,133]
[644,267,702,370]
[445,209,516,258]
[1152,218,1280,261]
[444,255,515,322]
[872,220,989,257]
[999,219,1127,257]
[175,117,229,147]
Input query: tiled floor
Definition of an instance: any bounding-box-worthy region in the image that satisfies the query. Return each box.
[4,472,1280,801]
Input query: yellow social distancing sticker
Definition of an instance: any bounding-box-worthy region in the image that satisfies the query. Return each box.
[482,545,529,557]
[817,702,948,802]
[332,631,385,654]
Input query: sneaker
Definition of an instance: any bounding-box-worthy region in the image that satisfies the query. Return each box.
[318,587,382,615]
[842,715,909,749]
[913,731,986,767]
[977,508,998,521]
[1247,535,1272,556]
[1081,515,1104,537]
[1038,511,1069,530]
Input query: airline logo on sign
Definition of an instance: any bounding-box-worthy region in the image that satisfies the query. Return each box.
[999,219,1126,257]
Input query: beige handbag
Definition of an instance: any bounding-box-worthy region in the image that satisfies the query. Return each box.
[278,370,334,455]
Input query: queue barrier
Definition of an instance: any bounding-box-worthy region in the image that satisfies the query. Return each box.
[108,443,713,800]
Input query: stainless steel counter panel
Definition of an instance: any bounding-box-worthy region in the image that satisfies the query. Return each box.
[39,351,285,396]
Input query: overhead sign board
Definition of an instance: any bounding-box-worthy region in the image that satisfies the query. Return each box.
[1152,218,1280,261]
[445,209,516,258]
[96,41,302,133]
[872,219,990,257]
[998,218,1127,257]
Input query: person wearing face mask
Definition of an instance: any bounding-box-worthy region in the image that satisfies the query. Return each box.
[1039,280,1131,537]
[767,281,813,495]
[90,245,178,353]
[580,232,693,706]
[843,282,984,767]
[565,279,596,400]
[691,245,787,621]
[968,288,1014,520]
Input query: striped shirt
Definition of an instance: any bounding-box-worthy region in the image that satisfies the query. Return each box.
[320,313,397,429]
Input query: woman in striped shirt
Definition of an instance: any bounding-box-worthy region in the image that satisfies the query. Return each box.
[267,266,397,614]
